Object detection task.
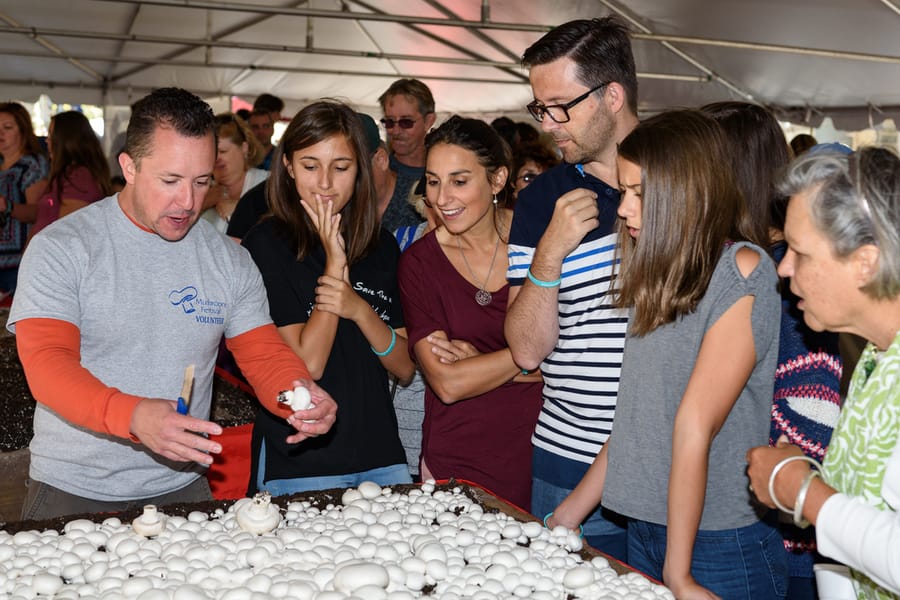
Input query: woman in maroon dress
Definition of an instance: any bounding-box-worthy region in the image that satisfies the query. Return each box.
[398,116,542,510]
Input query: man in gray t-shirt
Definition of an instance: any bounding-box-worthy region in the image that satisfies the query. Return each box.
[9,88,337,520]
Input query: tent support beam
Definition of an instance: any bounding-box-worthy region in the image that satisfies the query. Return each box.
[0,10,104,82]
[106,3,142,79]
[94,0,553,32]
[92,0,900,64]
[876,0,900,17]
[110,0,311,83]
[0,24,525,70]
[600,0,756,101]
[419,0,520,62]
[0,50,708,86]
[0,48,709,87]
[347,0,527,82]
[7,21,898,76]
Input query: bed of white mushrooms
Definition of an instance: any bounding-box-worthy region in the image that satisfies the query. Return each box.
[0,481,673,599]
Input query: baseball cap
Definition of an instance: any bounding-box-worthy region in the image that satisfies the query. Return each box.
[356,112,382,155]
[807,142,853,156]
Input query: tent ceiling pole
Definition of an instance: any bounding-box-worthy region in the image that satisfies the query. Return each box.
[0,48,709,85]
[599,0,755,101]
[347,0,527,82]
[0,24,525,69]
[0,58,523,86]
[0,10,103,82]
[19,22,894,72]
[111,1,310,82]
[0,77,280,104]
[420,0,520,62]
[877,0,900,17]
[0,77,524,111]
[106,3,142,79]
[343,4,402,77]
[95,0,553,32]
[5,72,897,125]
[91,0,900,64]
[644,33,900,64]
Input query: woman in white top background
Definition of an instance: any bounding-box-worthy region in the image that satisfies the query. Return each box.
[202,113,268,234]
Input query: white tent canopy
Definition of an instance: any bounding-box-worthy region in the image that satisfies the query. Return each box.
[1,0,899,130]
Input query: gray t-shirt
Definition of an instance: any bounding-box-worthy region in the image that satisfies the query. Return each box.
[8,195,271,501]
[603,242,780,530]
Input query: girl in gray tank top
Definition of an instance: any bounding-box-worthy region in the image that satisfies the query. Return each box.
[546,110,787,600]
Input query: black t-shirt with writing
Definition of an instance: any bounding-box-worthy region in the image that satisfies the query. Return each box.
[242,218,406,481]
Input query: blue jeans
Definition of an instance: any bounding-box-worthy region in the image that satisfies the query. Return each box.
[531,475,629,563]
[256,440,412,496]
[627,518,789,599]
[788,576,818,600]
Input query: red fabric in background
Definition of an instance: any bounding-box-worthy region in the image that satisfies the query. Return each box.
[206,424,253,500]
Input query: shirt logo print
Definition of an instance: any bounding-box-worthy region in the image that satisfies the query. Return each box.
[169,286,199,314]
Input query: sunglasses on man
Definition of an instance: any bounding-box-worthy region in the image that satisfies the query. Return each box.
[380,117,419,130]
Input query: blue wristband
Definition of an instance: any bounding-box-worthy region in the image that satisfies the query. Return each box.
[527,268,561,288]
[371,325,396,357]
[543,511,584,538]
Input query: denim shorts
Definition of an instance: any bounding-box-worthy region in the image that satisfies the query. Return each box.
[627,518,789,599]
[256,439,412,496]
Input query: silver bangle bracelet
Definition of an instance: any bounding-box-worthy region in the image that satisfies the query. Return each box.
[793,470,820,528]
[767,455,822,515]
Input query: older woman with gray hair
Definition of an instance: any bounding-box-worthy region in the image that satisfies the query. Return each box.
[746,146,900,598]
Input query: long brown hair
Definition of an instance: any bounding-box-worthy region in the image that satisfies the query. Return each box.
[615,110,748,336]
[47,111,112,201]
[0,102,45,159]
[700,101,791,236]
[267,101,379,263]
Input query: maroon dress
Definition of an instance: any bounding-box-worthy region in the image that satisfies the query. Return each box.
[398,231,542,510]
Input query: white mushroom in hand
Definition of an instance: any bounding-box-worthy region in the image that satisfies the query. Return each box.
[277,385,312,411]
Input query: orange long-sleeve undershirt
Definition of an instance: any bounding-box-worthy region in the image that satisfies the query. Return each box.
[16,318,310,440]
[224,323,312,416]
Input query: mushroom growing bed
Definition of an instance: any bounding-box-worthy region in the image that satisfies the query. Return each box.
[0,481,673,599]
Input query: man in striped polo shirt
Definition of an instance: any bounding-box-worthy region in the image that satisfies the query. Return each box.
[505,17,640,562]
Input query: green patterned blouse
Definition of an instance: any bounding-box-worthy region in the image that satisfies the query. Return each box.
[822,331,900,600]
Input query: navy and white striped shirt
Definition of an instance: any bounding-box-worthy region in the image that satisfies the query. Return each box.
[507,162,627,465]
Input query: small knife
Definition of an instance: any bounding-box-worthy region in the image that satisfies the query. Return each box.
[176,364,195,415]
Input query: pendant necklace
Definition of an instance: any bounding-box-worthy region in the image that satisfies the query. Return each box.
[216,185,235,223]
[456,231,501,306]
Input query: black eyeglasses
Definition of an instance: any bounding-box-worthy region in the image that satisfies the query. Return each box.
[526,82,608,124]
[380,117,419,130]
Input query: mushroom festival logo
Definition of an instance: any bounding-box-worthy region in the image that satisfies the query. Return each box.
[169,286,226,324]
